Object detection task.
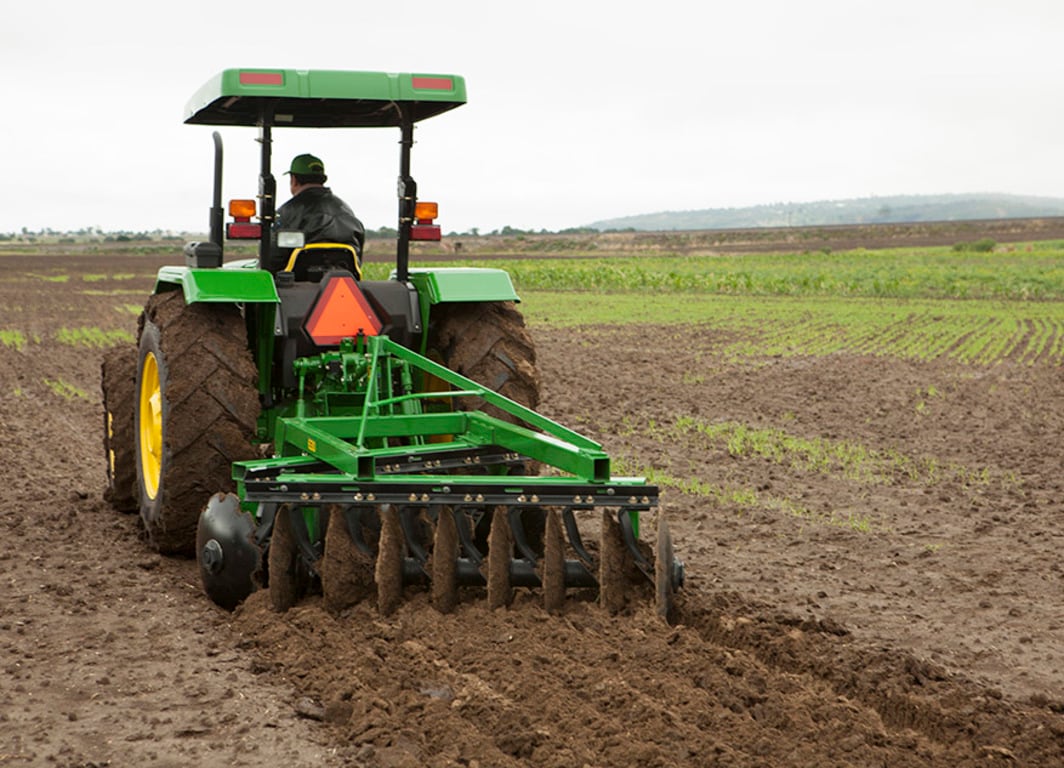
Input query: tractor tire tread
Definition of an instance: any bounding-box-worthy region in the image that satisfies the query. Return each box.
[101,345,138,512]
[428,301,540,421]
[136,291,259,555]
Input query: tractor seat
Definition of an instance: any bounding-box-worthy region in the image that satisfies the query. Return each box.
[282,243,362,282]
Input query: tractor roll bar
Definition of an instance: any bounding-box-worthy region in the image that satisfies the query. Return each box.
[257,119,277,268]
[229,101,421,275]
[396,112,415,283]
[210,131,224,249]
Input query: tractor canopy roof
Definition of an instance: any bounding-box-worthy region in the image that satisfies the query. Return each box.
[184,68,467,128]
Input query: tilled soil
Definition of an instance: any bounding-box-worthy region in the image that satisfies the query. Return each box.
[2,249,1063,766]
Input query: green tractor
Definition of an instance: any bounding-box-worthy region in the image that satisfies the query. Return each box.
[101,68,683,619]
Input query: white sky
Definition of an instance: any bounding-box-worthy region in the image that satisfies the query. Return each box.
[4,0,1063,234]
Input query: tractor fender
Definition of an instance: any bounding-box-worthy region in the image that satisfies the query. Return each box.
[153,262,279,304]
[400,267,519,306]
[399,267,520,337]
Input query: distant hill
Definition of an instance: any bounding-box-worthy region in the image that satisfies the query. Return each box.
[588,193,1064,232]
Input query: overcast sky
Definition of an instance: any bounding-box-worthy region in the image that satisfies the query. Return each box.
[4,0,1063,235]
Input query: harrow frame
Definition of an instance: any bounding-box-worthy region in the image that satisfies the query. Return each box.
[226,331,681,616]
[236,333,647,489]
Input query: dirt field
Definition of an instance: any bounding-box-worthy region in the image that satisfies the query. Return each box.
[2,239,1063,766]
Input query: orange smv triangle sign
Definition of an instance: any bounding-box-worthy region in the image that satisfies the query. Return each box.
[304,275,383,346]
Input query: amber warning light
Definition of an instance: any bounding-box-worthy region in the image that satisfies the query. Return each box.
[304,275,383,346]
[410,201,441,241]
[227,199,262,240]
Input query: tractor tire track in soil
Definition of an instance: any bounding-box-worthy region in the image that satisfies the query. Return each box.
[1,248,1063,766]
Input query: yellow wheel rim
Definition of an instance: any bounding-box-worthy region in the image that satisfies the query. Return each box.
[106,411,116,476]
[139,351,163,500]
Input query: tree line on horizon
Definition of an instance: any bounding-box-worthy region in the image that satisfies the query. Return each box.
[7,193,1064,242]
[588,193,1064,232]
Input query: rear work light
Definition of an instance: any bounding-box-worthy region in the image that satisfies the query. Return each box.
[227,198,262,240]
[411,200,441,241]
[304,275,382,346]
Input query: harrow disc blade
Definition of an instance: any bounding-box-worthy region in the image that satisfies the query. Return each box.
[375,504,404,616]
[431,508,459,614]
[196,492,262,611]
[599,510,630,614]
[655,515,676,622]
[321,506,376,614]
[541,508,566,614]
[269,505,306,612]
[486,507,514,610]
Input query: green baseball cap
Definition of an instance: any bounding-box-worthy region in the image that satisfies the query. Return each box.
[287,153,326,175]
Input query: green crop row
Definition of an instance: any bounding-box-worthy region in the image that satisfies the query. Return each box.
[410,242,1064,300]
[651,415,1010,489]
[1,326,136,349]
[0,330,27,350]
[55,327,135,348]
[81,273,138,282]
[80,289,152,296]
[25,273,70,283]
[44,378,89,400]
[612,456,878,535]
[523,292,1064,366]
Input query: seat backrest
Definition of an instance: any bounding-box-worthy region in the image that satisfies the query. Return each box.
[282,243,362,282]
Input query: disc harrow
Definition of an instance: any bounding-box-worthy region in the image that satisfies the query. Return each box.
[197,334,684,619]
[202,495,681,619]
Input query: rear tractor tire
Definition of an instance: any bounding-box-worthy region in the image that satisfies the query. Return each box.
[134,290,259,555]
[427,300,541,421]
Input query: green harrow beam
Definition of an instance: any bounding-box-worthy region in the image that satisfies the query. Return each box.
[233,334,652,498]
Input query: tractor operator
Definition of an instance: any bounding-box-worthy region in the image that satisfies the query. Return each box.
[271,153,366,272]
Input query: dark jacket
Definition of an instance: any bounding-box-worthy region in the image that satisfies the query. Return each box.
[272,186,365,271]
